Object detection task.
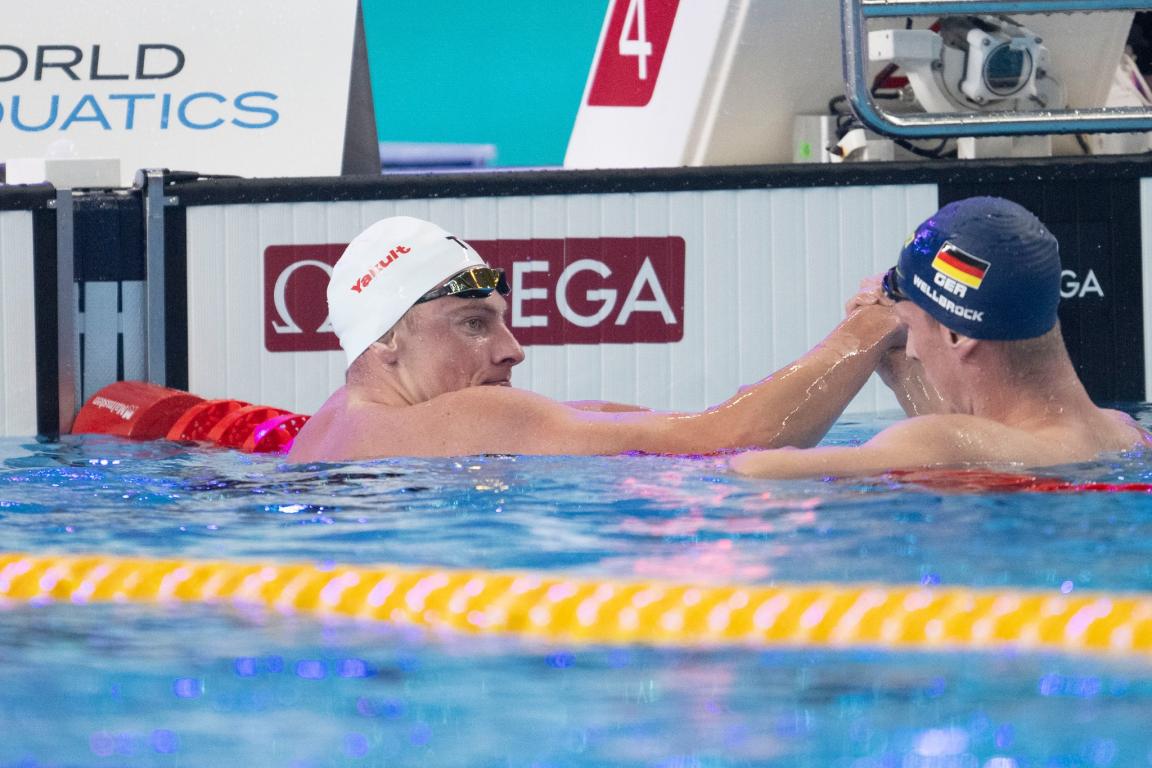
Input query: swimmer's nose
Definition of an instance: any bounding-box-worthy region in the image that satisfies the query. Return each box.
[496,323,525,367]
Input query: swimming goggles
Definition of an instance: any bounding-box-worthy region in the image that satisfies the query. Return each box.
[416,267,510,304]
[881,265,909,303]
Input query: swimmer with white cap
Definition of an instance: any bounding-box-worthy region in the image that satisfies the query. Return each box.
[288,215,906,461]
[732,196,1152,479]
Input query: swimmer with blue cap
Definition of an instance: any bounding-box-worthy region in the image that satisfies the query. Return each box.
[732,196,1151,479]
[289,215,908,461]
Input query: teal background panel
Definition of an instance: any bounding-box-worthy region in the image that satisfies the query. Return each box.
[361,1,610,168]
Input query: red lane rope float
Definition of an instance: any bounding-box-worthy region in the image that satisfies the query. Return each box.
[206,405,292,449]
[245,413,311,453]
[165,399,249,442]
[73,381,309,454]
[2,552,1152,656]
[888,469,1152,494]
[71,381,205,440]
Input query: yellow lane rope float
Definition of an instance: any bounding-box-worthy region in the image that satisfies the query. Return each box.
[3,551,1152,657]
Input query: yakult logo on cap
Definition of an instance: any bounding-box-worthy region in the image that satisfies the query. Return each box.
[349,244,410,294]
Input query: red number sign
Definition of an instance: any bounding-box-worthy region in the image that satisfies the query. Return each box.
[586,0,681,107]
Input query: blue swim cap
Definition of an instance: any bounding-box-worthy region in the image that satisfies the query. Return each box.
[894,197,1061,340]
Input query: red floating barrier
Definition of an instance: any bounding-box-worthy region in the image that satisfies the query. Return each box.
[206,405,292,449]
[888,468,1152,494]
[165,399,250,442]
[1068,481,1152,493]
[72,381,205,440]
[244,413,311,454]
[69,380,315,452]
[888,469,1055,492]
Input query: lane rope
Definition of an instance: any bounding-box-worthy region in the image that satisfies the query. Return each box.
[3,552,1152,656]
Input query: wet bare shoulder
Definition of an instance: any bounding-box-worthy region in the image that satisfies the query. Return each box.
[868,414,1035,465]
[361,386,569,457]
[1100,408,1152,450]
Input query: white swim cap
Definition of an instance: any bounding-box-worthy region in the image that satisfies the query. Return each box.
[328,216,486,368]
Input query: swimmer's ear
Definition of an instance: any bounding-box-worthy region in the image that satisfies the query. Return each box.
[947,330,978,359]
[933,322,956,346]
[370,330,401,365]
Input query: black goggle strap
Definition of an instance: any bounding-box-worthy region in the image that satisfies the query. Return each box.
[881,265,908,302]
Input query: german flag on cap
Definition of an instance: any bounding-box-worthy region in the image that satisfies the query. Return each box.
[931,241,990,289]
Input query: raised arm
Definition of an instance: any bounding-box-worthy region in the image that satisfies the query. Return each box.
[845,276,946,417]
[566,400,652,413]
[877,347,948,417]
[681,303,904,450]
[408,302,903,457]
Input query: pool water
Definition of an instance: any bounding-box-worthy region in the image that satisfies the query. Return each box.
[3,411,1152,766]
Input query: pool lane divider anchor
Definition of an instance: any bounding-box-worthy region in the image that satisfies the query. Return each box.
[3,551,1152,657]
[70,380,310,454]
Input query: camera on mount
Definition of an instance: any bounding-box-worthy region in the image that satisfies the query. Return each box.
[870,15,1063,114]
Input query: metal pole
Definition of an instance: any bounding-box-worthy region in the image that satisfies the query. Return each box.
[142,169,167,386]
[54,189,77,435]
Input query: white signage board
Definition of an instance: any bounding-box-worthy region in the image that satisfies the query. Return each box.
[0,0,362,184]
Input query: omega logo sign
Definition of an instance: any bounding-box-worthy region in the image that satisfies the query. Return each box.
[475,237,684,345]
[271,259,335,334]
[263,237,685,352]
[1060,268,1104,299]
[264,244,344,353]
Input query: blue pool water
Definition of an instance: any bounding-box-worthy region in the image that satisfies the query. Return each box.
[3,411,1152,766]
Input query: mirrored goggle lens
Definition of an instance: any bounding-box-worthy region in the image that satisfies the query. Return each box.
[418,267,509,303]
